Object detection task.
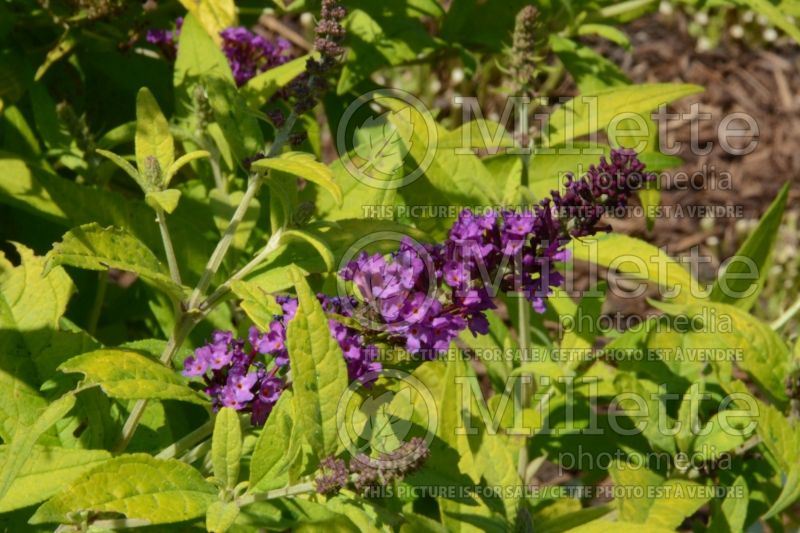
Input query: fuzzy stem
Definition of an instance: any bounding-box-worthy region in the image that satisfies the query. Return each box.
[113,314,195,453]
[187,112,297,312]
[155,419,214,460]
[237,481,316,507]
[156,206,183,287]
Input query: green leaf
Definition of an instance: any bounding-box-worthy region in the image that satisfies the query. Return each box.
[337,9,437,94]
[58,349,207,405]
[0,393,75,502]
[0,156,216,282]
[577,24,631,49]
[242,53,315,108]
[230,280,281,331]
[645,479,709,529]
[0,244,74,440]
[252,152,342,205]
[30,454,217,525]
[551,36,629,93]
[135,87,174,187]
[44,223,187,300]
[545,84,703,147]
[570,233,700,304]
[710,182,789,310]
[212,407,242,489]
[280,229,335,272]
[165,150,210,187]
[285,269,349,458]
[249,391,296,492]
[708,475,748,531]
[352,107,413,177]
[145,188,182,214]
[177,0,236,43]
[95,148,144,189]
[659,301,791,405]
[0,446,110,513]
[207,500,240,533]
[764,465,800,519]
[174,15,262,168]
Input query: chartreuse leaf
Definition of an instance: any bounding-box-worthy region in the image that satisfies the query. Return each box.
[165,150,210,187]
[212,407,242,489]
[280,229,335,272]
[251,152,342,205]
[242,53,315,108]
[135,87,174,188]
[230,280,281,331]
[249,390,296,492]
[30,454,217,525]
[545,84,703,147]
[565,520,674,532]
[0,393,75,502]
[207,500,240,533]
[0,244,74,441]
[95,148,143,188]
[0,445,110,513]
[44,223,187,300]
[178,0,236,44]
[145,188,182,214]
[656,301,790,405]
[174,15,262,166]
[710,182,789,310]
[286,269,349,459]
[676,381,705,453]
[708,475,748,532]
[570,233,701,304]
[58,349,207,405]
[692,411,748,463]
[608,462,708,528]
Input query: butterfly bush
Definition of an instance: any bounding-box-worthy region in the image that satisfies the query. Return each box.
[146,18,292,85]
[184,149,655,426]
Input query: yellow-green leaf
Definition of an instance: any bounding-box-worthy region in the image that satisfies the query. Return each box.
[252,152,342,205]
[45,223,187,300]
[570,233,700,304]
[58,349,207,405]
[249,390,296,492]
[30,454,217,525]
[212,407,242,489]
[178,0,236,44]
[145,188,182,214]
[207,500,240,533]
[0,446,110,513]
[286,269,349,458]
[165,150,210,186]
[135,87,174,187]
[242,53,316,108]
[545,84,703,147]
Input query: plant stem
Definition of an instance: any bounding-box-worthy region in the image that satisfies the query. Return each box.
[237,481,315,507]
[155,419,214,460]
[113,113,299,453]
[187,112,297,312]
[200,229,284,313]
[87,270,107,336]
[771,297,800,330]
[113,314,195,453]
[516,296,531,479]
[155,206,183,287]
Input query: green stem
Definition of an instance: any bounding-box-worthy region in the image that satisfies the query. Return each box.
[200,229,284,313]
[237,481,315,507]
[771,297,800,331]
[87,271,107,336]
[187,112,297,312]
[113,314,195,453]
[598,0,656,18]
[155,206,183,287]
[155,419,214,460]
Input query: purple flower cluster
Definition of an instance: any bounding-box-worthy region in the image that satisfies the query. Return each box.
[183,294,382,426]
[146,20,291,85]
[182,329,284,426]
[184,149,654,425]
[220,27,292,86]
